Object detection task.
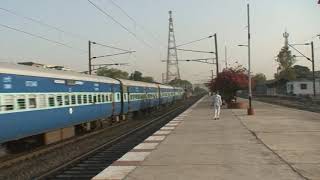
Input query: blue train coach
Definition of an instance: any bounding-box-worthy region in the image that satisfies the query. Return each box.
[118,79,159,114]
[159,84,175,105]
[0,63,120,145]
[173,86,185,101]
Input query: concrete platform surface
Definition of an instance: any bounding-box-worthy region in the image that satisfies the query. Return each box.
[233,99,320,180]
[123,97,313,180]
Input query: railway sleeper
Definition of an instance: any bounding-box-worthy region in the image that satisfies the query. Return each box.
[4,134,43,154]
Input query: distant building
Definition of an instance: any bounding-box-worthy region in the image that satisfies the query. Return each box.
[286,79,320,96]
[45,65,71,71]
[253,79,287,96]
[18,61,71,71]
[18,62,45,68]
[266,79,288,95]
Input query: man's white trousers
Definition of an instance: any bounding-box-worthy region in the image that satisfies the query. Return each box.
[214,105,221,118]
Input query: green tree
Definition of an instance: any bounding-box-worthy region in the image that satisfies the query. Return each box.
[194,87,207,95]
[275,46,296,80]
[129,71,155,83]
[129,71,143,81]
[96,68,129,79]
[169,79,192,90]
[253,73,267,84]
[141,76,154,83]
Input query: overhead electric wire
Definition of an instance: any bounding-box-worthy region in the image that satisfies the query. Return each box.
[0,7,130,53]
[108,0,136,25]
[0,23,87,52]
[88,0,135,36]
[93,41,132,52]
[176,35,213,48]
[87,0,153,48]
[177,48,215,54]
[0,7,87,41]
[108,0,165,47]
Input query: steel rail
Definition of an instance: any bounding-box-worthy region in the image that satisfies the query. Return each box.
[35,98,199,179]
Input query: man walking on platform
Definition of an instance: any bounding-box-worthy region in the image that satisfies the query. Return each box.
[212,92,222,120]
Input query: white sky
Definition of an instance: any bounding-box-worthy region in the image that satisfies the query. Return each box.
[1,0,319,83]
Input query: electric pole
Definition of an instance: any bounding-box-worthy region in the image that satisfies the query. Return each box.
[247,3,254,115]
[214,33,219,76]
[225,45,228,69]
[88,40,92,75]
[311,41,316,97]
[166,10,180,83]
[211,70,214,80]
[162,73,165,84]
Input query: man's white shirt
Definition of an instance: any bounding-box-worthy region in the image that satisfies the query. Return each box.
[212,94,222,107]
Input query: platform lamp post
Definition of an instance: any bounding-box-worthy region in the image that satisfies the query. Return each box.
[238,3,254,115]
[289,42,316,97]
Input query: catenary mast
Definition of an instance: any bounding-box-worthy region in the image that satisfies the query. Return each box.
[166,11,180,83]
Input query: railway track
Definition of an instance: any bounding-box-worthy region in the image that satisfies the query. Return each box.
[0,97,198,180]
[254,96,320,113]
[0,121,126,169]
[35,96,200,180]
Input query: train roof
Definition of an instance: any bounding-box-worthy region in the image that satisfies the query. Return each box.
[173,86,184,90]
[158,84,174,89]
[0,62,120,84]
[118,79,158,88]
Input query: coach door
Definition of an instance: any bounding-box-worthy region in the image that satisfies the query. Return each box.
[121,84,129,114]
[111,85,115,116]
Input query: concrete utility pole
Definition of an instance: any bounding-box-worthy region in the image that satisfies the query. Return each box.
[247,3,254,115]
[214,33,219,76]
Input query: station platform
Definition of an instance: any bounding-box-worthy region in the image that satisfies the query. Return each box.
[93,96,320,180]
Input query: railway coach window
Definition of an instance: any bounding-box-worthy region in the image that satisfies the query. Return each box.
[83,95,88,104]
[88,95,93,103]
[105,94,109,102]
[38,95,46,108]
[130,94,135,100]
[57,96,63,106]
[48,96,55,107]
[3,95,14,111]
[93,95,97,103]
[64,95,70,105]
[17,98,26,110]
[28,97,37,109]
[102,94,105,102]
[5,105,14,111]
[77,95,82,104]
[117,93,120,101]
[71,95,76,105]
[98,94,101,103]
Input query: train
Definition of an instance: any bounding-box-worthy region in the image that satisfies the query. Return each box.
[0,62,185,150]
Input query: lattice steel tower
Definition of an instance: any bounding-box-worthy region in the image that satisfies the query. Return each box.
[166,10,180,83]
